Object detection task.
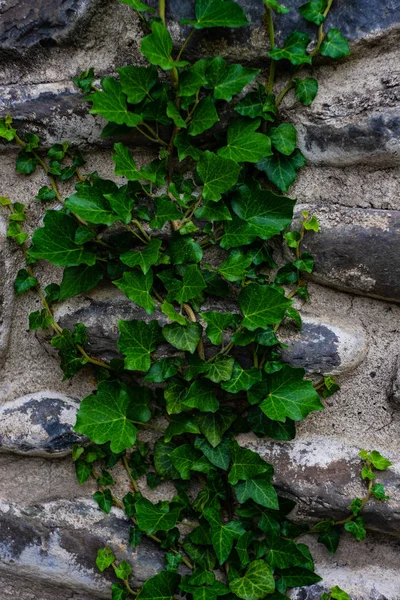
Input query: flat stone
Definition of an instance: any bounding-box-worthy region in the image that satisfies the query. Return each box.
[300,208,400,303]
[0,392,86,457]
[0,216,14,368]
[0,0,96,50]
[241,434,400,535]
[280,316,367,375]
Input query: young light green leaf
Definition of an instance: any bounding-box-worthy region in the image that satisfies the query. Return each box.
[269,123,297,156]
[118,65,158,104]
[118,0,156,12]
[299,0,326,25]
[161,301,188,326]
[320,28,350,59]
[120,239,162,275]
[135,497,181,534]
[329,585,351,600]
[115,561,132,581]
[0,118,16,141]
[260,364,323,422]
[88,77,142,126]
[264,0,290,14]
[295,77,318,106]
[197,151,241,202]
[218,118,272,163]
[230,560,275,600]
[96,547,115,572]
[162,322,202,354]
[141,22,186,70]
[189,97,219,136]
[118,319,161,371]
[182,0,249,29]
[269,31,312,66]
[74,381,138,453]
[114,270,155,314]
[238,283,292,330]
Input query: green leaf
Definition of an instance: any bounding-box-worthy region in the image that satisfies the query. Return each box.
[170,444,204,479]
[29,211,96,267]
[169,235,203,264]
[299,0,326,25]
[195,201,232,222]
[141,22,186,70]
[120,239,162,275]
[317,527,340,554]
[296,79,319,108]
[113,143,144,181]
[16,150,39,174]
[321,28,350,59]
[371,483,389,500]
[257,149,306,192]
[164,414,201,441]
[59,263,104,300]
[265,535,307,568]
[74,381,138,453]
[330,585,351,600]
[260,364,323,422]
[277,567,322,589]
[115,561,132,580]
[182,380,219,412]
[93,489,113,514]
[118,65,158,104]
[203,507,245,564]
[114,270,155,314]
[230,560,275,600]
[159,264,206,303]
[137,571,180,600]
[35,185,57,202]
[161,301,188,326]
[135,497,181,534]
[118,0,156,12]
[0,118,16,141]
[28,309,53,332]
[195,436,231,470]
[189,98,219,136]
[89,77,142,126]
[163,322,202,354]
[167,102,187,128]
[118,319,161,371]
[200,311,234,345]
[150,197,182,229]
[221,363,262,393]
[228,440,273,485]
[212,64,260,102]
[73,68,95,94]
[182,0,249,29]
[144,357,184,383]
[164,378,189,415]
[264,0,289,13]
[218,118,272,163]
[231,183,295,240]
[270,123,297,156]
[14,269,37,295]
[344,517,366,541]
[269,31,312,66]
[174,131,203,162]
[96,546,115,572]
[65,179,120,226]
[247,407,296,440]
[154,439,180,479]
[206,357,235,383]
[363,450,392,470]
[197,151,241,202]
[239,283,292,330]
[234,474,278,509]
[196,409,236,447]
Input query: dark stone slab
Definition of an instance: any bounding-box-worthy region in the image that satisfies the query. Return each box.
[0,392,87,457]
[301,208,400,303]
[0,0,96,50]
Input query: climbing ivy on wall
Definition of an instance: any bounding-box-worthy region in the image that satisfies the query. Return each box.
[0,0,393,598]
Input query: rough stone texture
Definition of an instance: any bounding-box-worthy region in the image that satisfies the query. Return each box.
[0,392,86,457]
[0,215,14,368]
[299,207,400,303]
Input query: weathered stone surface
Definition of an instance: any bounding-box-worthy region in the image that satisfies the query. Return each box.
[390,355,400,405]
[0,216,14,368]
[50,287,366,375]
[0,498,164,598]
[0,0,96,50]
[299,207,400,303]
[0,392,86,457]
[280,316,367,375]
[241,434,400,535]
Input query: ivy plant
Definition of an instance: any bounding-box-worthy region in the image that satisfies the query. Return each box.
[0,0,391,599]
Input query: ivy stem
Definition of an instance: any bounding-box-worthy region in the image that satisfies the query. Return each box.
[334,477,374,526]
[123,223,149,245]
[176,29,195,62]
[122,455,140,493]
[265,6,276,94]
[310,0,335,57]
[111,563,138,596]
[131,219,151,242]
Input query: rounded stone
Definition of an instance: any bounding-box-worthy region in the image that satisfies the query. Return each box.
[0,392,86,457]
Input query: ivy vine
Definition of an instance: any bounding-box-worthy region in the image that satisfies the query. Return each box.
[0,0,392,599]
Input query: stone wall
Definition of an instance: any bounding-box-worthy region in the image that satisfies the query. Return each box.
[0,1,400,599]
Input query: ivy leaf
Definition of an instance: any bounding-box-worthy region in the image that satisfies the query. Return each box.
[197,151,241,202]
[196,409,236,447]
[195,437,231,470]
[212,64,260,102]
[159,265,206,303]
[89,77,142,126]
[321,28,350,59]
[137,571,181,600]
[161,301,188,326]
[74,381,138,453]
[182,0,249,29]
[228,440,273,485]
[167,102,187,128]
[269,32,312,66]
[231,183,295,240]
[14,269,37,295]
[114,270,155,314]
[365,450,392,470]
[165,379,190,415]
[295,77,318,106]
[112,143,144,181]
[144,357,184,384]
[265,535,307,568]
[195,201,232,222]
[59,263,104,300]
[169,235,203,264]
[120,239,162,275]
[65,179,120,226]
[118,0,156,12]
[256,150,306,192]
[164,414,201,442]
[269,123,297,156]
[163,322,202,354]
[234,474,278,509]
[189,98,219,136]
[239,283,292,330]
[299,0,326,25]
[329,586,351,600]
[265,0,289,13]
[16,150,40,174]
[150,197,182,229]
[260,364,323,422]
[182,380,219,412]
[29,211,96,267]
[277,567,322,589]
[135,497,181,534]
[230,560,275,600]
[118,319,161,371]
[141,22,187,70]
[221,363,262,393]
[247,407,296,440]
[75,458,93,482]
[218,118,272,163]
[115,561,132,581]
[0,118,16,141]
[93,489,113,514]
[200,311,234,345]
[170,444,204,479]
[118,65,158,104]
[344,517,366,541]
[203,507,245,564]
[96,547,115,572]
[154,439,180,479]
[206,357,235,383]
[174,132,203,161]
[219,217,257,250]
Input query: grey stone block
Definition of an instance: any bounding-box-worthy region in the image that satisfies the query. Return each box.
[0,215,14,369]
